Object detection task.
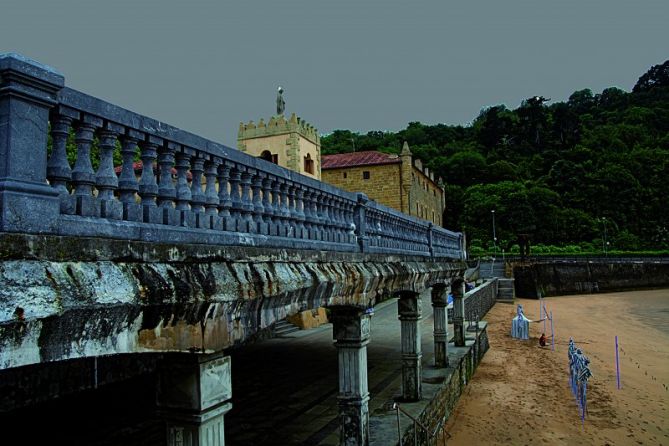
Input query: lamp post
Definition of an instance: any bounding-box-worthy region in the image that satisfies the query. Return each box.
[491,209,497,258]
[602,217,607,256]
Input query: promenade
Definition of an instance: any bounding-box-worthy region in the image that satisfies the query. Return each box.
[227,291,444,445]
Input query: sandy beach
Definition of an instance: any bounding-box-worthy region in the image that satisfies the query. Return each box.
[444,289,669,446]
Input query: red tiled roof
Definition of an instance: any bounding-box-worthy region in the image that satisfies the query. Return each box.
[321,151,401,169]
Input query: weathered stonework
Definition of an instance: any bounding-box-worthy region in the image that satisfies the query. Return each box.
[512,261,669,298]
[0,233,465,370]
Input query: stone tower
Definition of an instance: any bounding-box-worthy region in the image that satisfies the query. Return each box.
[237,113,321,180]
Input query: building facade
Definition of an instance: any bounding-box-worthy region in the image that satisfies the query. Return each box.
[238,113,321,180]
[321,142,445,226]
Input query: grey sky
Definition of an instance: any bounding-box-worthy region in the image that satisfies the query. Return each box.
[1,0,667,147]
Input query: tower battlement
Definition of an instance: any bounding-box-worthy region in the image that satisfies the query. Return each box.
[238,112,320,145]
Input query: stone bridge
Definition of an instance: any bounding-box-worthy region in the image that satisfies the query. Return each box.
[0,54,469,446]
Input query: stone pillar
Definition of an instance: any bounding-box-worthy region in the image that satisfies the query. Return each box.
[452,277,466,347]
[330,307,371,446]
[397,290,422,401]
[0,54,64,233]
[431,283,449,367]
[157,353,233,446]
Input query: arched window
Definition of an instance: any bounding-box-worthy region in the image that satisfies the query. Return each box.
[260,150,278,164]
[304,154,314,174]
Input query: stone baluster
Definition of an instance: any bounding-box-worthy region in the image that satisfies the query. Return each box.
[387,216,395,248]
[217,163,232,230]
[228,166,243,232]
[329,198,340,243]
[204,159,220,230]
[314,191,326,240]
[278,181,290,237]
[301,189,312,238]
[262,177,275,235]
[71,116,102,216]
[47,113,74,214]
[295,188,307,238]
[239,170,254,232]
[96,123,123,220]
[251,171,266,233]
[343,201,354,243]
[138,136,161,223]
[322,195,333,242]
[157,142,178,225]
[174,151,192,227]
[337,199,348,243]
[118,131,142,221]
[190,155,206,228]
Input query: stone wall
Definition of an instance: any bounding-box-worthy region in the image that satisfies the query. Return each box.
[287,307,329,329]
[408,165,444,226]
[513,261,669,298]
[321,163,402,211]
[400,326,489,445]
[448,279,498,321]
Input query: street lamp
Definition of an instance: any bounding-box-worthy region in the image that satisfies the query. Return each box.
[491,210,497,257]
[602,217,608,256]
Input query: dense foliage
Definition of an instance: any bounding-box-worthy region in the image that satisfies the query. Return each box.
[322,61,669,252]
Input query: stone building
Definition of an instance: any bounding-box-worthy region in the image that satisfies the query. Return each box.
[237,113,321,180]
[321,142,445,226]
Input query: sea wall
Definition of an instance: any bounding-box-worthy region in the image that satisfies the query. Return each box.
[401,325,489,445]
[513,261,669,298]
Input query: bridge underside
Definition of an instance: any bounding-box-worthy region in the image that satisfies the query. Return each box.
[0,233,464,369]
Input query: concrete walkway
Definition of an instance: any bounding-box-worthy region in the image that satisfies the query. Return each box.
[226,290,449,446]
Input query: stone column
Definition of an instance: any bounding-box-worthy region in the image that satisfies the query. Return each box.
[431,283,449,368]
[157,353,233,446]
[397,290,422,401]
[330,307,371,446]
[452,277,466,347]
[0,54,63,233]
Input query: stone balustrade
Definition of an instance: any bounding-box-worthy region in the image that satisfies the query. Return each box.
[448,279,498,321]
[0,53,464,258]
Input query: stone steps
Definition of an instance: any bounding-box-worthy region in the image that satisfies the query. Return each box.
[274,319,301,337]
[479,261,507,279]
[496,278,515,303]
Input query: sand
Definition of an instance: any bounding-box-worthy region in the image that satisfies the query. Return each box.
[444,289,669,446]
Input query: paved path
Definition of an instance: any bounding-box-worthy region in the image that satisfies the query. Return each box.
[226,290,445,446]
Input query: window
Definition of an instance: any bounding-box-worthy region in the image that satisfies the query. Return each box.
[260,150,278,164]
[343,172,347,179]
[304,154,314,174]
[363,171,370,180]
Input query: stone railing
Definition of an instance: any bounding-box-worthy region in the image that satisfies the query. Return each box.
[448,279,498,321]
[0,53,464,258]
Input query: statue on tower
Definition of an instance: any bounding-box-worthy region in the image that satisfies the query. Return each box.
[276,86,285,115]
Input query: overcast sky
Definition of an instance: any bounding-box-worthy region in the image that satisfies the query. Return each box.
[1,0,667,147]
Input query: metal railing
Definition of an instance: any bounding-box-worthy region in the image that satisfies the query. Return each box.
[504,255,669,264]
[392,402,450,445]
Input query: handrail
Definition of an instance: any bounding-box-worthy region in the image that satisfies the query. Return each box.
[0,53,466,260]
[392,402,450,445]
